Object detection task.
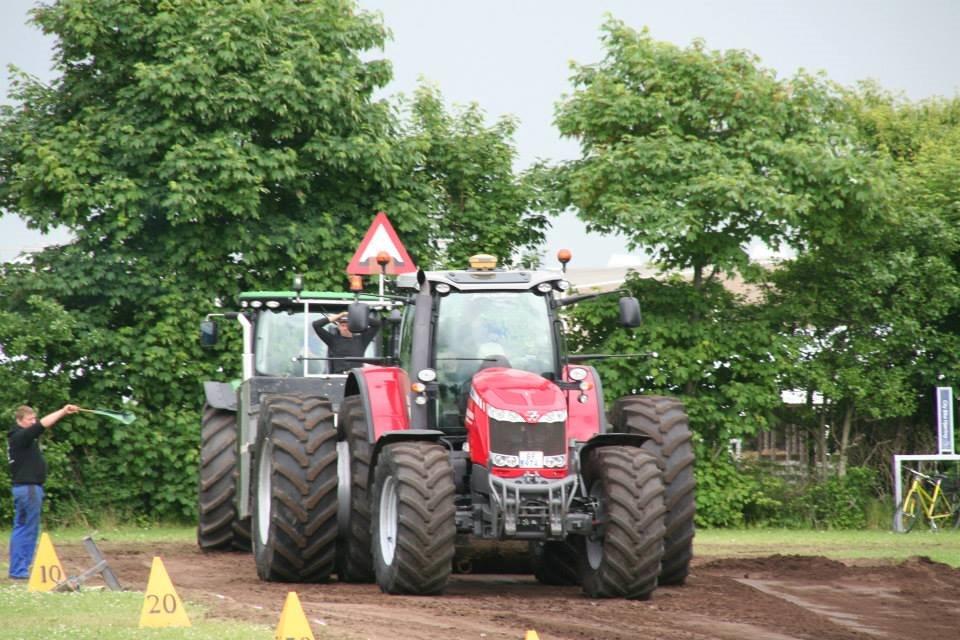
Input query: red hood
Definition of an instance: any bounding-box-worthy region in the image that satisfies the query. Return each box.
[471,368,565,419]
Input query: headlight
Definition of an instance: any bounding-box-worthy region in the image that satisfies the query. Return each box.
[543,454,567,468]
[417,368,437,383]
[487,405,524,422]
[538,410,567,423]
[435,283,451,294]
[491,453,520,467]
[536,282,552,293]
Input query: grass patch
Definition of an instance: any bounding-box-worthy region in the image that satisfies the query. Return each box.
[695,528,960,567]
[0,586,272,640]
[0,525,196,547]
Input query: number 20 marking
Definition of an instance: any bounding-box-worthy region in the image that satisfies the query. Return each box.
[147,594,178,614]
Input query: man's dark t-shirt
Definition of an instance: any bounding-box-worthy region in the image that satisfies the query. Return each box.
[7,421,47,485]
[312,315,381,374]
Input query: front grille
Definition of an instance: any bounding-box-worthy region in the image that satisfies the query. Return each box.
[489,420,565,456]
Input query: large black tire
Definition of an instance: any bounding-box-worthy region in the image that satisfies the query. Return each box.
[579,446,665,600]
[530,540,580,586]
[372,442,456,595]
[336,395,375,582]
[609,396,695,585]
[252,394,338,582]
[197,404,250,551]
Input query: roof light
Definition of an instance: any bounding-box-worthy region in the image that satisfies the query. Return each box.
[266,300,280,309]
[349,275,363,292]
[469,254,498,270]
[435,283,451,294]
[536,282,553,293]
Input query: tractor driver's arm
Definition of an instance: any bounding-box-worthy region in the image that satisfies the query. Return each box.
[312,312,345,347]
[360,313,382,348]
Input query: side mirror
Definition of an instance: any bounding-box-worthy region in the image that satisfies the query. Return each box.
[347,302,370,333]
[618,297,642,328]
[200,320,219,347]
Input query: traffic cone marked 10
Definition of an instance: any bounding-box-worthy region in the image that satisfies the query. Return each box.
[138,557,191,628]
[28,532,65,592]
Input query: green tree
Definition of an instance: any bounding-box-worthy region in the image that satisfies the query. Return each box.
[550,21,858,444]
[768,90,960,475]
[0,0,547,522]
[404,84,548,268]
[552,20,876,284]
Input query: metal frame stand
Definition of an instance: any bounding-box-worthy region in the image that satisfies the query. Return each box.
[55,536,123,592]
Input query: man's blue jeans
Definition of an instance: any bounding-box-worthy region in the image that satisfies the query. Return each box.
[9,484,44,579]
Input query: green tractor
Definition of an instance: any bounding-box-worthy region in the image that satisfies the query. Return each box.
[196,286,394,557]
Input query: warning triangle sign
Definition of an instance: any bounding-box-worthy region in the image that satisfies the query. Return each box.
[28,532,65,592]
[139,557,191,628]
[346,212,417,275]
[275,591,315,640]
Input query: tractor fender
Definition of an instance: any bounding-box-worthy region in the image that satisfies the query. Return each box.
[563,365,607,440]
[203,381,238,412]
[342,365,413,442]
[577,433,652,479]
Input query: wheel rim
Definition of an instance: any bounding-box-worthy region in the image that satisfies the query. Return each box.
[257,439,273,546]
[586,481,605,570]
[336,440,352,540]
[379,476,398,565]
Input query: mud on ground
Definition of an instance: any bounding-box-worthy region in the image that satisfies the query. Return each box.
[54,541,960,640]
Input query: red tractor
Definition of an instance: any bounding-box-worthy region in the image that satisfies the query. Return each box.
[251,254,695,599]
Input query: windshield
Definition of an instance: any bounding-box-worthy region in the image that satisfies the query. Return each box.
[433,291,555,428]
[255,309,375,376]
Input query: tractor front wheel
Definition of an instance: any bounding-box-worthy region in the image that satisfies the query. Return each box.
[252,394,338,582]
[372,441,456,595]
[579,446,665,600]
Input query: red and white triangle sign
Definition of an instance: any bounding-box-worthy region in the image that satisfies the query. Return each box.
[346,212,417,275]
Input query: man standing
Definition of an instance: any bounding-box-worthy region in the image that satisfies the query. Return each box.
[7,403,79,579]
[312,311,381,374]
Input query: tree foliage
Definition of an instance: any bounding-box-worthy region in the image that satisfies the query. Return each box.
[0,0,546,523]
[554,20,960,504]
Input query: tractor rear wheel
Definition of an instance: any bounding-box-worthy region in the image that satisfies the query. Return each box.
[530,540,580,585]
[579,446,665,600]
[252,394,338,582]
[336,395,375,583]
[610,395,695,585]
[197,404,250,551]
[372,441,456,595]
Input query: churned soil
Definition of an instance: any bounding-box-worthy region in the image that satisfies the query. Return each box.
[53,541,960,640]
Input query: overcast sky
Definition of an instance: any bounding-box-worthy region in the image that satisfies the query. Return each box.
[2,0,958,266]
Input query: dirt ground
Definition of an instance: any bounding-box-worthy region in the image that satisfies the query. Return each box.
[53,541,960,640]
